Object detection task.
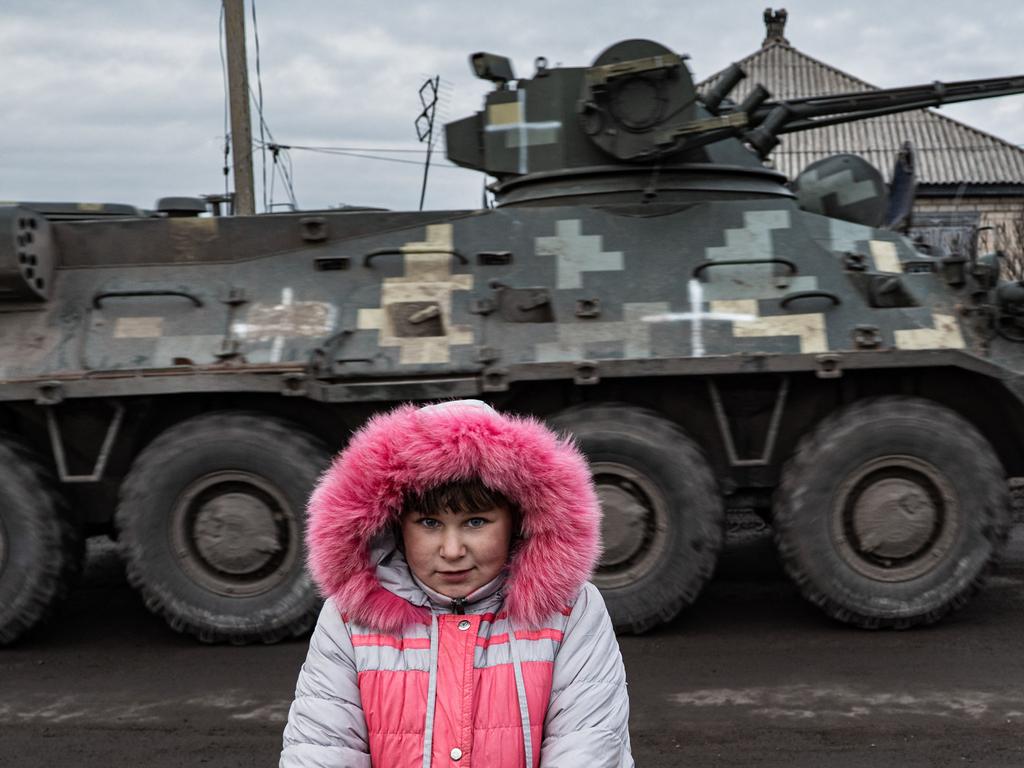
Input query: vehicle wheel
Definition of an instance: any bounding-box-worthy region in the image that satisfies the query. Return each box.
[116,412,331,644]
[547,404,724,633]
[1011,479,1024,524]
[0,435,83,645]
[774,397,1010,629]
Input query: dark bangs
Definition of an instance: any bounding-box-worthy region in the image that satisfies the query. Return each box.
[403,478,513,517]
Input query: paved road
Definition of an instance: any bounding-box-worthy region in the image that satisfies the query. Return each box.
[3,528,1024,768]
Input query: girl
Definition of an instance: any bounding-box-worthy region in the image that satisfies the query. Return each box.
[280,400,633,767]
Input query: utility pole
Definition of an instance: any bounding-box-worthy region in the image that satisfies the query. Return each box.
[223,0,255,215]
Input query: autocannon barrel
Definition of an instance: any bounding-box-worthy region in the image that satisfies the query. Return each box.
[746,74,1024,134]
[692,73,1024,157]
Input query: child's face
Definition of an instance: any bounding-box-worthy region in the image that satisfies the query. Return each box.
[400,504,514,599]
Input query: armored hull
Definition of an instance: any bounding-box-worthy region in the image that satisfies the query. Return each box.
[3,39,1024,643]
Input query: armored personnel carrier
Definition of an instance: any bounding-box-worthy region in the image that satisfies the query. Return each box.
[3,40,1024,644]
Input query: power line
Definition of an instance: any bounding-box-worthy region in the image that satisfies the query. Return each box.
[274,146,298,210]
[218,7,468,212]
[268,144,276,209]
[244,89,299,209]
[249,115,298,208]
[279,144,432,154]
[260,142,463,169]
[267,143,297,210]
[250,0,268,212]
[218,3,230,197]
[240,1,298,211]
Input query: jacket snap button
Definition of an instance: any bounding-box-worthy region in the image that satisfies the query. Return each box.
[450,747,463,760]
[457,620,471,631]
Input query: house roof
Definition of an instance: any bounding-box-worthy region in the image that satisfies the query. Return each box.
[697,33,1024,190]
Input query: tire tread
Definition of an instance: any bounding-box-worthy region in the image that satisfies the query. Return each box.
[549,403,724,634]
[0,435,82,645]
[774,396,1010,629]
[116,412,329,644]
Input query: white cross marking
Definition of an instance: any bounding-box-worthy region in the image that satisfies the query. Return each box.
[269,287,293,363]
[535,220,624,289]
[642,279,756,357]
[484,89,561,173]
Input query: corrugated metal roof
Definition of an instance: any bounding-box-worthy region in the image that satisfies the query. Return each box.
[698,42,1024,187]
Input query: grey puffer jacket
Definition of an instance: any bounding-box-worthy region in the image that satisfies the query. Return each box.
[280,401,633,767]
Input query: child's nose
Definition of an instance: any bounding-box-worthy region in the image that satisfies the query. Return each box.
[440,529,466,559]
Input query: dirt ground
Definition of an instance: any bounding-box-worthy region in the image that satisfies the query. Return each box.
[3,528,1024,767]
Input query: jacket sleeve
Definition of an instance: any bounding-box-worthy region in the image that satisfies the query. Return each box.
[280,600,371,768]
[539,582,634,768]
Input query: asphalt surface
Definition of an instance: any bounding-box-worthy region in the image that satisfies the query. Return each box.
[3,525,1024,768]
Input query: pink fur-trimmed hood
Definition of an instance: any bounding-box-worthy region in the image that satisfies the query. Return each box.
[306,401,601,632]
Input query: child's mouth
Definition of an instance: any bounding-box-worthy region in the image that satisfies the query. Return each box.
[438,569,472,582]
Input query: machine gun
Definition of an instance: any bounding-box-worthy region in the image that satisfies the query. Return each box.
[447,39,1024,206]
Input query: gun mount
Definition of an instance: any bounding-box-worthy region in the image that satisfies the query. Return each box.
[447,39,1024,206]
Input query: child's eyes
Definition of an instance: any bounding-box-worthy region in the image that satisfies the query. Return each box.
[414,516,490,530]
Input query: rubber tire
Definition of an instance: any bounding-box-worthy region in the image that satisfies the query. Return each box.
[774,397,1010,629]
[0,435,83,645]
[547,404,724,634]
[1011,479,1024,524]
[116,412,331,644]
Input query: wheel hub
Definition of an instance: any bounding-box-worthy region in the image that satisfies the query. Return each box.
[833,456,959,582]
[596,484,649,566]
[193,492,281,575]
[850,478,937,559]
[591,462,667,589]
[171,471,297,597]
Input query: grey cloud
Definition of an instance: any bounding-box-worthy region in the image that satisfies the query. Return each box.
[3,0,1023,212]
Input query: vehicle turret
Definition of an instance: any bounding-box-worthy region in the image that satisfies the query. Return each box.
[446,39,1024,206]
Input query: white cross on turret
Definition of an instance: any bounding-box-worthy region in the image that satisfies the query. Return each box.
[485,89,561,174]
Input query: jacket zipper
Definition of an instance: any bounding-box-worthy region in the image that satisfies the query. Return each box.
[450,596,466,614]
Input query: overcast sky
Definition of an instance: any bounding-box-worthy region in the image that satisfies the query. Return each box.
[3,0,1023,213]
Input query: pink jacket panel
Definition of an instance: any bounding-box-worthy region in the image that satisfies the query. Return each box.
[358,663,553,768]
[283,586,632,767]
[357,611,558,768]
[358,669,428,765]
